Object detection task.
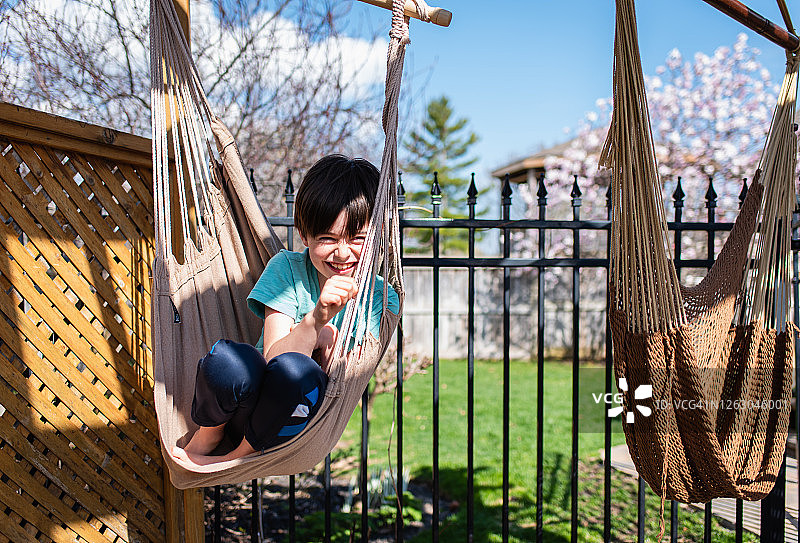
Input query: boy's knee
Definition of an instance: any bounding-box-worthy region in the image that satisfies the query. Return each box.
[197,340,266,396]
[265,352,327,396]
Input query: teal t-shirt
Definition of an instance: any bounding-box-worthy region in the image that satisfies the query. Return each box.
[247,249,400,351]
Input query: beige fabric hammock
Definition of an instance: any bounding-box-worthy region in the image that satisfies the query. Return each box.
[150,0,418,489]
[602,0,797,505]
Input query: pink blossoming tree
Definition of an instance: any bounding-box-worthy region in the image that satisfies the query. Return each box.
[512,35,782,357]
[517,34,780,250]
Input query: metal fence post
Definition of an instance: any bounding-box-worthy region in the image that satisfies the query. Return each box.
[501,174,512,543]
[536,173,548,543]
[431,172,442,543]
[570,176,581,543]
[466,173,478,543]
[396,172,406,543]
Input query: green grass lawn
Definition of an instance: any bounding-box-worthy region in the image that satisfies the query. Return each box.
[327,359,757,543]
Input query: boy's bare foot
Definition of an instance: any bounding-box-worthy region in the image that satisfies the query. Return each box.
[171,445,223,467]
[171,437,257,468]
[171,445,200,468]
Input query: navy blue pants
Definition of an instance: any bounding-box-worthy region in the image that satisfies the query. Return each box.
[191,340,328,453]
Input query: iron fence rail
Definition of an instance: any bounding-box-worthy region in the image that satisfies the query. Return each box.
[209,172,798,543]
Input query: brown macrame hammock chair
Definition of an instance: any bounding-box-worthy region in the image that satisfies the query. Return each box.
[149,0,422,489]
[603,0,798,505]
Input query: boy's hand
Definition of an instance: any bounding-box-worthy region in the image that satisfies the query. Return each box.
[312,276,358,326]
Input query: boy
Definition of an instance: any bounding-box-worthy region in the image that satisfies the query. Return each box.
[172,155,399,468]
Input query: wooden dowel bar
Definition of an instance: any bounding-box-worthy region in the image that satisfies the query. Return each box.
[356,0,452,27]
[701,0,799,51]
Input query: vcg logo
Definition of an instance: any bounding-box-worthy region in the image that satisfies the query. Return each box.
[593,378,653,423]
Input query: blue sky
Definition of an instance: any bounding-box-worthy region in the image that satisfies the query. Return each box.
[348,0,793,188]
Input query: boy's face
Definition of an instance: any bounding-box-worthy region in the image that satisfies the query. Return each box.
[301,210,367,285]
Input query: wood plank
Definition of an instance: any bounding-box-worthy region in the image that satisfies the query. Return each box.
[0,194,154,395]
[0,146,153,328]
[0,506,42,543]
[117,163,155,214]
[173,0,190,45]
[701,0,799,51]
[0,103,184,543]
[183,487,205,543]
[63,152,155,262]
[4,159,155,368]
[9,149,153,344]
[0,340,165,522]
[356,0,452,26]
[0,243,160,458]
[82,155,155,246]
[0,345,162,514]
[0,102,151,157]
[0,292,165,504]
[0,118,151,168]
[0,443,112,543]
[0,351,166,537]
[0,148,148,306]
[0,418,128,539]
[0,225,157,433]
[0,476,79,543]
[162,458,182,543]
[15,143,144,284]
[0,410,161,542]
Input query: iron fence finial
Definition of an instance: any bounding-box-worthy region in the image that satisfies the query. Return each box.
[570,175,582,206]
[467,173,478,200]
[705,175,717,208]
[537,173,548,207]
[673,176,685,209]
[738,178,749,209]
[431,172,442,198]
[285,169,294,197]
[501,174,512,203]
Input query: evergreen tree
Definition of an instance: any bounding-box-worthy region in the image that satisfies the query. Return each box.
[401,96,484,253]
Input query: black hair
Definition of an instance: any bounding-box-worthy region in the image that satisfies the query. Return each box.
[295,154,380,240]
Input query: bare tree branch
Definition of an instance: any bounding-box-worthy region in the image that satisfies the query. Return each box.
[1,0,387,211]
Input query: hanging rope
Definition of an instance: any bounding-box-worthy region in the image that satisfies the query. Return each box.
[150,0,217,263]
[600,0,685,335]
[332,0,428,358]
[739,52,799,330]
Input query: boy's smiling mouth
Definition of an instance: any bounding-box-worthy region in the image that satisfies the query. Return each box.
[326,261,357,273]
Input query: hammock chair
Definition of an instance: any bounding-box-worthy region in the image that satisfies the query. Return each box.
[603,0,798,506]
[149,0,426,489]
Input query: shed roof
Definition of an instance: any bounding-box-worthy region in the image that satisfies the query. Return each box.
[490,139,575,181]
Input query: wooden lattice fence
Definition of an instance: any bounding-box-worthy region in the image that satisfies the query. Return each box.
[0,102,199,542]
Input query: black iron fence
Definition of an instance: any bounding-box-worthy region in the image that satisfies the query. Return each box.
[209,171,800,543]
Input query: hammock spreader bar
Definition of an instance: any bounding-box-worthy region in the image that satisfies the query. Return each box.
[357,0,452,26]
[701,0,799,51]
